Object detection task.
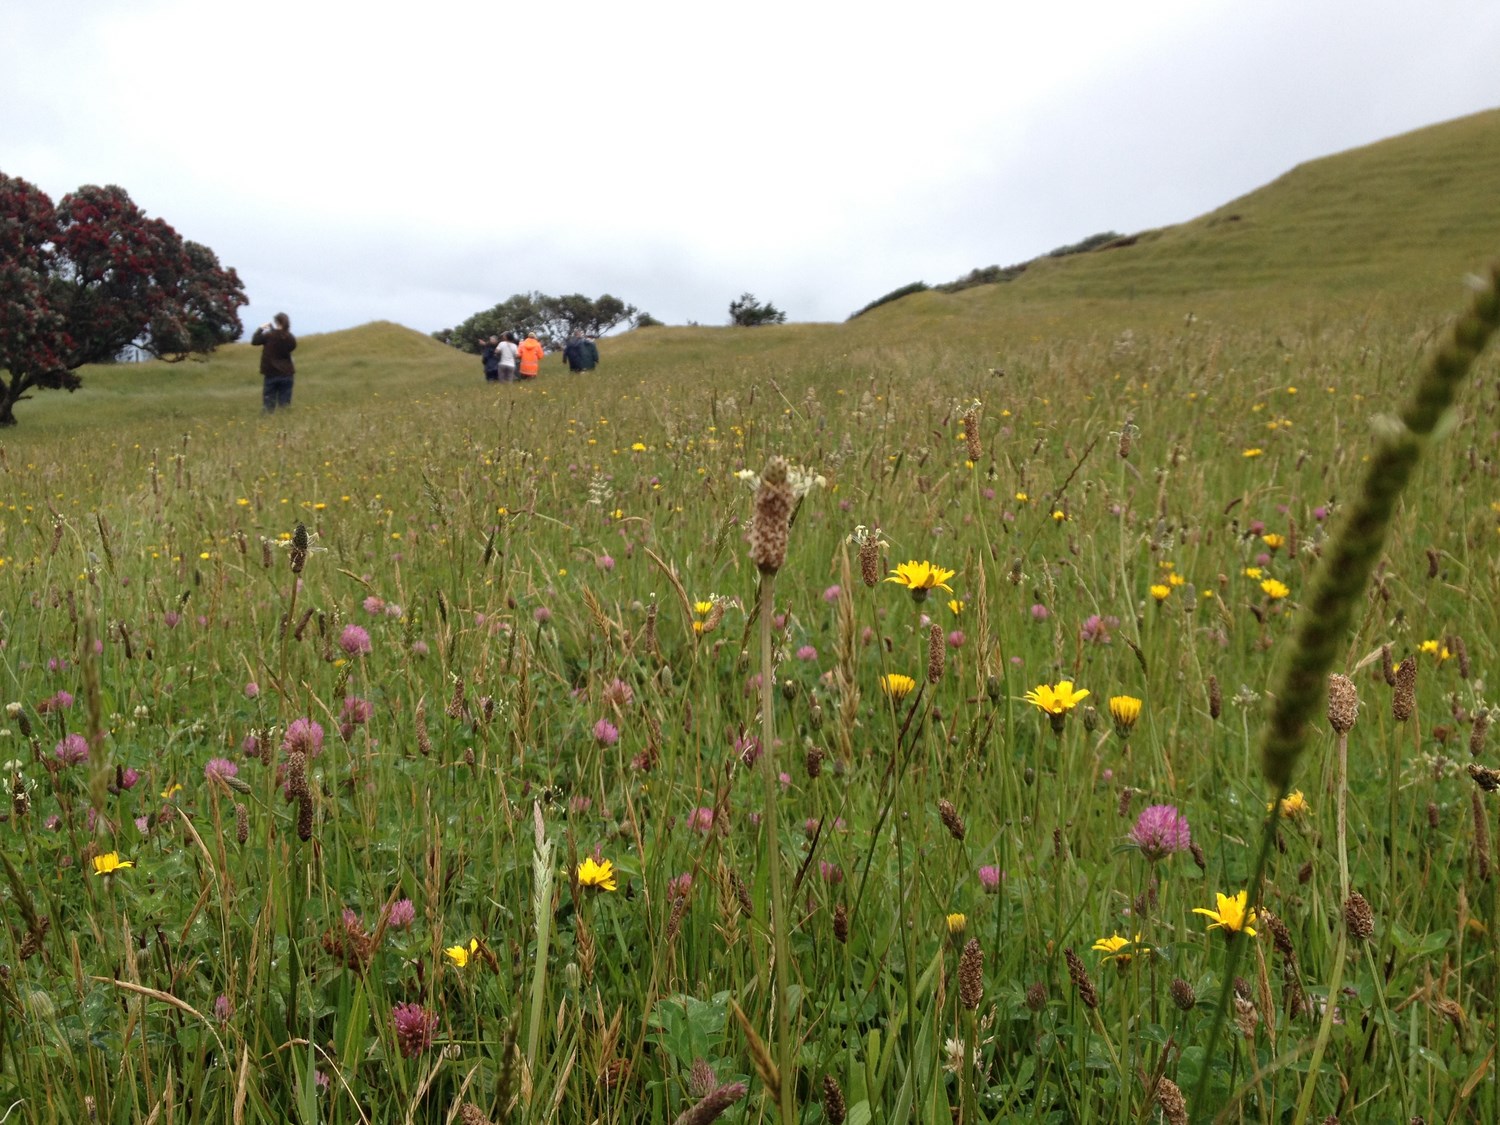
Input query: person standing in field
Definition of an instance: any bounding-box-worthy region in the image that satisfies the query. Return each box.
[495,332,519,382]
[478,335,501,382]
[563,330,600,373]
[251,312,297,412]
[517,331,545,380]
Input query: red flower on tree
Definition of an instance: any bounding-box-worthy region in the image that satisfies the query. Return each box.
[0,172,247,426]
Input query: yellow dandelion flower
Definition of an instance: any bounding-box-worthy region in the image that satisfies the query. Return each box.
[93,852,134,876]
[1193,890,1258,937]
[885,560,957,601]
[881,673,917,700]
[1269,790,1311,818]
[445,938,479,967]
[1167,573,1186,587]
[1260,578,1290,600]
[1243,566,1263,580]
[948,599,965,616]
[1109,695,1142,736]
[1092,932,1145,964]
[1015,491,1029,503]
[1149,584,1171,602]
[1261,533,1285,551]
[946,912,967,934]
[577,856,618,892]
[631,442,647,452]
[1023,681,1090,715]
[1243,448,1264,458]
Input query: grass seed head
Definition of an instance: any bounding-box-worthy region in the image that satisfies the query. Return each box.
[1327,673,1359,734]
[749,456,793,575]
[1392,655,1418,722]
[958,937,984,1010]
[1344,892,1375,942]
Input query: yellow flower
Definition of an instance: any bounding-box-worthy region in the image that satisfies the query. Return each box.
[1109,695,1142,736]
[1092,932,1145,964]
[881,673,917,700]
[445,938,479,968]
[1023,681,1090,715]
[161,782,183,800]
[1149,584,1171,602]
[1167,573,1186,587]
[1193,890,1258,937]
[946,912,967,934]
[1260,578,1290,600]
[1270,790,1311,818]
[577,856,618,892]
[1051,509,1068,522]
[885,560,957,600]
[1243,566,1263,580]
[630,442,647,452]
[948,599,964,616]
[1261,533,1285,551]
[93,852,134,876]
[1419,639,1451,661]
[1243,448,1264,458]
[693,600,715,616]
[1014,491,1029,503]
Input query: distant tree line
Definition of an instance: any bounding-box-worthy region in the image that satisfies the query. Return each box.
[435,293,655,352]
[846,230,1127,320]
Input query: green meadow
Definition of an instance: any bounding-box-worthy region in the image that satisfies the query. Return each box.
[2,109,1500,1124]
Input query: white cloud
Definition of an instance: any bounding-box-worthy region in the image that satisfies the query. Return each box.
[3,0,1497,334]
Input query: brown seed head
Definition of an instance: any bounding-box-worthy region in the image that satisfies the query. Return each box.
[1343,892,1375,942]
[958,937,984,1010]
[1155,1077,1189,1125]
[1471,707,1490,758]
[858,536,881,588]
[1064,948,1098,1010]
[821,1075,847,1125]
[1327,673,1359,735]
[1024,981,1048,1012]
[296,793,313,842]
[937,799,966,842]
[1208,674,1222,720]
[832,902,849,944]
[1469,763,1500,792]
[235,802,249,845]
[1262,910,1295,959]
[927,623,945,684]
[749,456,793,575]
[1453,634,1471,679]
[1169,977,1196,1011]
[1392,656,1418,722]
[1380,643,1396,686]
[672,1081,748,1125]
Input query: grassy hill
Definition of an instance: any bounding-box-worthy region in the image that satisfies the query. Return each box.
[8,107,1500,444]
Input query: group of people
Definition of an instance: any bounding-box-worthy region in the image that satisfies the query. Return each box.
[249,312,606,415]
[478,330,599,382]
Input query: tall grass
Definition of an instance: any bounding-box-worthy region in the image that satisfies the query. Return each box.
[3,112,1500,1122]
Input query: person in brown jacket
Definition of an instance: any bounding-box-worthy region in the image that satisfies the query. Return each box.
[251,312,297,412]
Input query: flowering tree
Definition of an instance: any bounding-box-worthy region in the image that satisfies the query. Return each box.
[0,173,247,426]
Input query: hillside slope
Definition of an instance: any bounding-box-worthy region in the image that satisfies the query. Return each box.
[920,107,1500,312]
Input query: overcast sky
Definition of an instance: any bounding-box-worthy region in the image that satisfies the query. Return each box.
[3,1,1498,337]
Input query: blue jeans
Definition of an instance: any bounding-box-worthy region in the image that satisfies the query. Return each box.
[263,376,294,412]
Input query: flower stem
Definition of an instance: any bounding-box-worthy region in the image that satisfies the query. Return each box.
[758,572,795,1122]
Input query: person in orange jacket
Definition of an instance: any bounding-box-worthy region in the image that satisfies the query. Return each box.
[517,333,545,379]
